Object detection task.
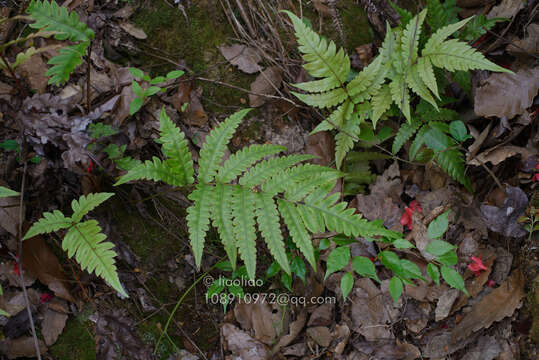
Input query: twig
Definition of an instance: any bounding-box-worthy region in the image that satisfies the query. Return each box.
[86,43,92,113]
[15,161,42,360]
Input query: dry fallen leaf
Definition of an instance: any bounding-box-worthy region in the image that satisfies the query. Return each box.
[507,23,539,56]
[272,310,306,351]
[42,307,68,346]
[480,186,528,238]
[19,54,48,94]
[451,270,525,343]
[468,145,537,166]
[233,299,280,345]
[474,66,539,119]
[307,326,332,347]
[221,323,270,359]
[0,337,47,359]
[0,180,21,237]
[219,44,262,74]
[22,236,74,302]
[249,66,283,107]
[119,22,147,39]
[487,0,524,18]
[172,82,208,127]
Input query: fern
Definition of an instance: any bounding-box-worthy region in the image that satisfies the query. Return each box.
[286,9,511,188]
[22,193,127,297]
[115,107,398,279]
[0,186,19,198]
[26,0,94,84]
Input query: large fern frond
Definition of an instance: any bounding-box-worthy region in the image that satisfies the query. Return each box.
[284,10,350,92]
[231,186,258,280]
[335,119,360,169]
[239,154,315,187]
[211,184,237,269]
[64,220,126,297]
[23,210,71,240]
[435,149,472,191]
[26,0,94,42]
[198,109,252,183]
[278,199,316,269]
[115,157,186,186]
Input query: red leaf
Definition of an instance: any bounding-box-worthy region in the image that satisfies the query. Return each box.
[400,200,422,230]
[468,256,487,276]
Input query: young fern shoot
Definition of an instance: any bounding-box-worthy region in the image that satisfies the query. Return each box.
[115,108,401,280]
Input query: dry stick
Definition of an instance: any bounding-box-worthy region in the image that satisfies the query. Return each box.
[15,162,42,360]
[86,43,92,113]
[1,53,27,98]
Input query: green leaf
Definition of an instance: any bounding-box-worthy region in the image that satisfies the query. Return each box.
[150,76,165,84]
[131,81,143,97]
[232,186,257,280]
[206,278,226,298]
[144,86,161,97]
[23,210,72,240]
[129,97,143,115]
[352,256,380,282]
[0,186,19,198]
[129,67,144,79]
[291,256,306,283]
[319,238,331,250]
[427,263,440,285]
[401,259,425,281]
[379,251,402,274]
[325,246,350,280]
[426,239,455,256]
[388,276,403,305]
[266,261,281,279]
[46,42,88,85]
[340,272,354,300]
[393,239,415,249]
[211,184,237,270]
[88,123,118,139]
[186,183,214,270]
[0,140,19,151]
[437,250,458,266]
[449,120,471,142]
[167,70,185,79]
[427,210,450,239]
[424,127,450,151]
[392,118,421,154]
[441,265,468,295]
[281,271,292,291]
[71,192,114,223]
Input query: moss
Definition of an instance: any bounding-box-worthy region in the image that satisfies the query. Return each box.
[49,307,96,360]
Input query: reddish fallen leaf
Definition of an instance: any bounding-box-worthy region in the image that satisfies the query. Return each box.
[533,164,539,182]
[401,200,422,230]
[40,293,53,304]
[468,256,487,277]
[487,280,495,287]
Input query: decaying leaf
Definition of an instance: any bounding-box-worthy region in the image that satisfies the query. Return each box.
[480,186,528,237]
[474,66,539,119]
[119,22,147,39]
[219,44,262,74]
[172,82,208,127]
[249,66,283,107]
[272,310,306,351]
[487,0,524,19]
[306,326,332,347]
[22,236,74,302]
[42,307,68,346]
[233,299,281,345]
[507,23,539,56]
[221,323,270,359]
[0,337,47,359]
[451,270,525,343]
[0,180,22,237]
[468,145,537,166]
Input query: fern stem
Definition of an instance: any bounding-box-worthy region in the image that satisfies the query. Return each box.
[154,260,223,354]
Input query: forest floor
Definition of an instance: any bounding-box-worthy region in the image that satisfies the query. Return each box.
[0,0,537,359]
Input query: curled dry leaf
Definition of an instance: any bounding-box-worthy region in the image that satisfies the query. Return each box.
[487,0,524,18]
[480,186,528,237]
[507,23,539,56]
[306,326,332,347]
[249,66,283,107]
[233,299,280,345]
[119,22,147,39]
[474,66,539,119]
[172,82,208,127]
[219,44,262,74]
[22,236,74,302]
[451,270,525,343]
[468,145,537,166]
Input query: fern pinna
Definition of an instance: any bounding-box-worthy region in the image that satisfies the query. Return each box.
[23,193,127,297]
[115,108,400,280]
[26,0,94,85]
[285,9,511,189]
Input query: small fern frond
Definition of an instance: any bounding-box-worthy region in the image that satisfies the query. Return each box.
[417,57,440,99]
[423,38,512,73]
[64,220,126,297]
[187,183,214,269]
[159,108,194,185]
[435,149,472,191]
[46,42,88,85]
[410,125,428,160]
[115,157,186,186]
[217,144,286,183]
[262,164,340,196]
[27,0,94,42]
[232,186,258,280]
[71,193,114,223]
[292,88,348,108]
[284,11,350,91]
[408,65,438,110]
[23,210,71,240]
[311,100,354,134]
[335,119,360,169]
[426,0,459,32]
[371,84,393,127]
[198,109,252,183]
[278,199,316,269]
[239,154,315,187]
[0,186,19,198]
[255,193,290,275]
[392,119,421,154]
[211,184,237,269]
[425,16,473,47]
[347,56,386,103]
[389,76,412,122]
[389,0,413,26]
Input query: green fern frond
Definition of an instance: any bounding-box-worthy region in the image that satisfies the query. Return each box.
[159,108,194,185]
[284,11,350,92]
[389,1,413,26]
[335,119,360,169]
[217,144,286,183]
[435,149,472,191]
[27,0,94,42]
[389,76,412,121]
[426,0,459,32]
[292,88,348,108]
[285,170,341,202]
[115,157,185,186]
[64,220,126,297]
[198,109,252,183]
[408,65,438,110]
[311,100,354,134]
[417,57,440,99]
[278,199,316,269]
[23,210,71,240]
[371,84,393,127]
[410,125,428,160]
[71,193,114,223]
[401,9,427,65]
[187,183,214,269]
[232,186,257,280]
[239,154,315,187]
[392,118,421,154]
[255,192,290,275]
[262,164,341,196]
[46,42,88,85]
[211,184,237,269]
[0,186,19,198]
